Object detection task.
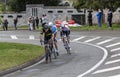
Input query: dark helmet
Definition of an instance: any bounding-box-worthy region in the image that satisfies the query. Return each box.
[44,25,49,29]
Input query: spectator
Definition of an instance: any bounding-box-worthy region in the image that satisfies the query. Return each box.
[13,17,18,30]
[32,17,36,30]
[96,9,102,27]
[3,18,8,31]
[41,14,48,28]
[88,11,92,26]
[28,17,33,31]
[35,17,39,29]
[107,9,113,28]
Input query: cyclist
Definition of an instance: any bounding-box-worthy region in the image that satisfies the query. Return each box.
[48,22,59,56]
[60,21,71,49]
[39,24,54,63]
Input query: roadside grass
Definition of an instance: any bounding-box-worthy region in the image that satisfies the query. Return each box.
[0,42,44,71]
[70,24,120,31]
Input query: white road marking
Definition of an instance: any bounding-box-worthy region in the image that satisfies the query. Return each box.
[105,59,120,65]
[23,58,45,70]
[10,35,18,39]
[111,53,120,58]
[109,74,120,77]
[72,36,85,42]
[93,66,120,74]
[96,38,116,45]
[77,42,108,77]
[106,42,120,48]
[84,36,101,43]
[29,35,35,40]
[111,47,120,52]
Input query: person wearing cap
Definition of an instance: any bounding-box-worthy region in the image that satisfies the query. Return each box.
[48,22,59,56]
[39,24,54,63]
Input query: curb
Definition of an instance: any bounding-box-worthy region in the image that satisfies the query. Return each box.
[0,55,44,76]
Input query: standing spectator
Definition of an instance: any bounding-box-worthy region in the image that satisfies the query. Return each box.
[32,17,36,30]
[35,17,39,29]
[13,17,18,30]
[107,9,113,28]
[28,17,33,31]
[96,9,102,27]
[3,18,8,31]
[41,14,47,28]
[88,11,92,26]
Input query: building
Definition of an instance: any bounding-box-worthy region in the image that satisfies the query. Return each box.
[0,4,85,26]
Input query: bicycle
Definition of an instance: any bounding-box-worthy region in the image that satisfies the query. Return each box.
[63,35,71,54]
[40,40,51,63]
[40,39,57,63]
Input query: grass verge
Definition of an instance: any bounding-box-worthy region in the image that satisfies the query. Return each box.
[0,42,44,71]
[70,24,120,31]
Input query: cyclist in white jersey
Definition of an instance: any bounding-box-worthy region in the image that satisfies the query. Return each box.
[60,21,71,49]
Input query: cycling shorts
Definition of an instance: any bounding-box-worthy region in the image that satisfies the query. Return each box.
[60,30,70,37]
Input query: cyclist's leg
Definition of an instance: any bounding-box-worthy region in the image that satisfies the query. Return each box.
[54,35,59,56]
[66,30,71,50]
[66,30,70,44]
[54,33,58,49]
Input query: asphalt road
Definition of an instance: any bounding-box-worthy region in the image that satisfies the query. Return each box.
[1,30,120,77]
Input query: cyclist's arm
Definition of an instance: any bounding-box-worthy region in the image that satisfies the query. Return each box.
[51,33,54,41]
[39,31,44,41]
[39,34,43,41]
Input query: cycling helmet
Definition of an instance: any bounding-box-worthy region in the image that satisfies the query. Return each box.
[61,21,68,27]
[48,22,53,27]
[44,25,49,29]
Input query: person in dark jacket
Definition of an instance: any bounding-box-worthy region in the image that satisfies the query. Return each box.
[14,17,18,30]
[107,9,113,28]
[3,19,8,31]
[88,11,92,26]
[35,17,39,29]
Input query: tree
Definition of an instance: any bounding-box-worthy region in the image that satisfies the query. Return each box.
[0,3,6,13]
[73,0,120,11]
[8,0,26,12]
[26,0,61,6]
[8,0,61,12]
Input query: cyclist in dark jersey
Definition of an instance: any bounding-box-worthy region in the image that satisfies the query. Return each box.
[39,25,54,63]
[40,25,54,45]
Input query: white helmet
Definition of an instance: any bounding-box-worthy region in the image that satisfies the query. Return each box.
[48,22,53,27]
[61,21,68,27]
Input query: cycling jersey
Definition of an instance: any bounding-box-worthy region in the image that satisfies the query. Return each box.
[60,24,70,37]
[41,28,53,44]
[51,25,57,34]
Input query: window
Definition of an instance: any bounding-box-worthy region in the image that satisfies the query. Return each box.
[67,10,73,13]
[17,15,23,18]
[48,11,53,13]
[8,15,13,18]
[58,10,63,13]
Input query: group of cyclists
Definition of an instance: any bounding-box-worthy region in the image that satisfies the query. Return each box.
[39,16,71,63]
